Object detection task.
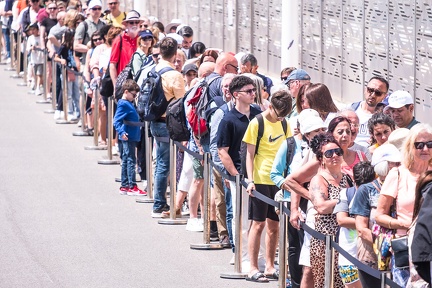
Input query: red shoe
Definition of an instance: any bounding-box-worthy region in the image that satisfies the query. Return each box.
[127,185,147,196]
[119,187,128,195]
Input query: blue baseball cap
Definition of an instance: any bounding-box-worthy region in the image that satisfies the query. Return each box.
[284,69,311,84]
[139,29,153,39]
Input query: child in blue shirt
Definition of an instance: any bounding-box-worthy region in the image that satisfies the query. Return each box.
[113,79,146,196]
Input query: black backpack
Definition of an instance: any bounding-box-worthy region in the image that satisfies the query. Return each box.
[166,95,191,142]
[137,66,174,121]
[114,52,145,101]
[240,113,287,178]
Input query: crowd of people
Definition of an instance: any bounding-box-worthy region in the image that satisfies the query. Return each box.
[4,0,432,287]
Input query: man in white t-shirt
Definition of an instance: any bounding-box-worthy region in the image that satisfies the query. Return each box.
[349,76,389,147]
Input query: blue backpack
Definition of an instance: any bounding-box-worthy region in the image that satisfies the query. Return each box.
[137,66,174,121]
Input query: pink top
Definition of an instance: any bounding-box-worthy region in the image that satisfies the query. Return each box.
[341,151,365,179]
[381,166,418,236]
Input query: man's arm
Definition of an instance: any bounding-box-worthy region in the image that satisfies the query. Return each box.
[218,147,238,176]
[73,22,88,53]
[245,143,256,195]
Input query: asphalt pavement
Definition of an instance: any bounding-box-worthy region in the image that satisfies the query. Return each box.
[0,66,280,288]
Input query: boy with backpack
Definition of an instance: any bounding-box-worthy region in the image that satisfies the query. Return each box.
[113,79,146,196]
[243,90,292,282]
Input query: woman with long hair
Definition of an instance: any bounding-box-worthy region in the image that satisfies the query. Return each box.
[304,83,339,125]
[376,123,432,287]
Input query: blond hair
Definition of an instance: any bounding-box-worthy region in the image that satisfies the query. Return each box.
[402,123,432,169]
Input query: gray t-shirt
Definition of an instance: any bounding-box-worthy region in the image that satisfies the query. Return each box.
[74,18,106,45]
[48,23,67,46]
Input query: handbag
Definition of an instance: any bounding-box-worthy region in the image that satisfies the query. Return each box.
[391,236,409,269]
[100,65,113,97]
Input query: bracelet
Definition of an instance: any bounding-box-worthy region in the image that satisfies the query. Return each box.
[388,219,392,229]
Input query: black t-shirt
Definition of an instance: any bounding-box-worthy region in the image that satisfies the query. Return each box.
[41,17,58,37]
[217,106,261,172]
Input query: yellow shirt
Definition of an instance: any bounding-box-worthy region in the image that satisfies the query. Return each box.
[243,115,291,185]
[104,11,127,28]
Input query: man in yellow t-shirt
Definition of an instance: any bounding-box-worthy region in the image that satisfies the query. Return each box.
[103,1,126,27]
[243,90,292,282]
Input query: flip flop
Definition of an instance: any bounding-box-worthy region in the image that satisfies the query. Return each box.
[265,270,279,280]
[246,272,269,283]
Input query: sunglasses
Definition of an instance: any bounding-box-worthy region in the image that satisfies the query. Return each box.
[47,7,57,10]
[226,63,238,71]
[272,107,286,120]
[152,53,159,58]
[141,24,148,28]
[128,21,141,25]
[92,38,102,42]
[108,2,118,5]
[281,76,288,81]
[129,91,138,98]
[323,148,344,158]
[414,141,432,150]
[76,4,82,7]
[90,7,102,11]
[366,87,384,97]
[237,88,257,95]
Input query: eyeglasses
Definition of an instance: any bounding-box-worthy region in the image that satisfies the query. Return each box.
[226,63,238,71]
[129,91,138,98]
[414,141,432,150]
[128,21,141,25]
[108,2,118,5]
[272,107,286,120]
[90,7,102,11]
[142,37,153,41]
[92,38,103,42]
[323,148,344,158]
[366,87,384,97]
[237,88,257,95]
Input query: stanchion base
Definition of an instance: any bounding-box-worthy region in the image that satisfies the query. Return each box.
[158,218,188,225]
[56,119,78,124]
[44,109,55,114]
[72,131,90,136]
[10,74,23,78]
[36,99,51,104]
[0,62,7,65]
[135,197,154,203]
[190,243,224,250]
[5,67,15,71]
[220,272,248,279]
[28,90,35,94]
[17,82,27,86]
[115,177,141,182]
[84,145,107,150]
[98,157,120,165]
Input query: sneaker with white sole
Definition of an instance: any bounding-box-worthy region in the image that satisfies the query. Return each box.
[119,187,128,195]
[151,204,170,218]
[127,185,147,196]
[54,110,61,120]
[186,218,204,232]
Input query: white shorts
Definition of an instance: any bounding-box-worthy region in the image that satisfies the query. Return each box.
[177,152,194,192]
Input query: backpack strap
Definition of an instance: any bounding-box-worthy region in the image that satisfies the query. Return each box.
[254,114,264,155]
[158,66,174,75]
[281,118,287,135]
[350,101,361,111]
[346,186,357,205]
[283,136,296,177]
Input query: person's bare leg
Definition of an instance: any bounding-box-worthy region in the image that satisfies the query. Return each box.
[248,220,265,276]
[189,178,203,218]
[264,219,279,274]
[300,266,314,287]
[99,109,107,144]
[176,190,187,211]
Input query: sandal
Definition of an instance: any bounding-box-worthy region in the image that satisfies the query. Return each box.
[246,272,269,283]
[265,270,279,280]
[85,127,94,136]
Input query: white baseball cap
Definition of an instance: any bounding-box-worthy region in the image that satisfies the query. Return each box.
[298,109,326,134]
[388,90,413,109]
[371,144,401,166]
[88,0,102,9]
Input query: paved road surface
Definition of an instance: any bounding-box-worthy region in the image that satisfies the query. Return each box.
[0,67,280,288]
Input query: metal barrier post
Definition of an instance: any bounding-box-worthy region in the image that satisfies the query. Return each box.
[10,31,22,78]
[136,121,154,203]
[37,50,50,103]
[5,31,15,71]
[190,152,223,249]
[84,87,107,150]
[56,64,75,124]
[45,60,57,113]
[220,174,248,279]
[17,36,28,86]
[324,235,335,288]
[98,97,120,163]
[0,21,6,66]
[278,201,289,288]
[73,76,90,136]
[158,139,187,225]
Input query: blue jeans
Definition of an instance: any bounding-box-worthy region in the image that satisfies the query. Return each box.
[120,140,137,188]
[224,184,233,249]
[150,121,170,211]
[2,28,10,58]
[391,255,410,287]
[67,76,80,118]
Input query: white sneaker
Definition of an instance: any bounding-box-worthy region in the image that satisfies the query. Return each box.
[77,119,82,127]
[5,57,10,63]
[67,114,78,121]
[35,88,42,96]
[112,146,119,155]
[54,110,61,120]
[186,218,203,232]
